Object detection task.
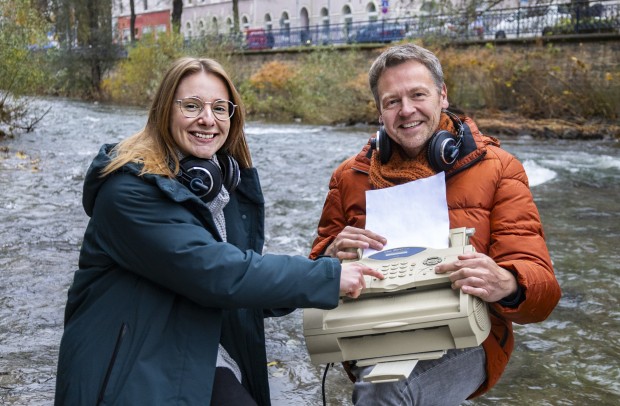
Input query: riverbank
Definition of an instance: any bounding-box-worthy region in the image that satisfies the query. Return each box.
[2,110,618,144]
[1,99,619,405]
[470,111,620,140]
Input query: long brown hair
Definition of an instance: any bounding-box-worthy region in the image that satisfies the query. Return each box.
[102,57,252,177]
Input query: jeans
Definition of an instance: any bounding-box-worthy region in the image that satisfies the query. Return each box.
[210,367,258,406]
[350,346,486,406]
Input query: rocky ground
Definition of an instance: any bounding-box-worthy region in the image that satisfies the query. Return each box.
[470,111,620,140]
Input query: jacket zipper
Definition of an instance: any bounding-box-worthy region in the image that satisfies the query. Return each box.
[445,150,487,179]
[97,322,128,405]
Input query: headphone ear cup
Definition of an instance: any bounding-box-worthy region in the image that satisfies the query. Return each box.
[378,126,392,164]
[218,154,241,193]
[427,130,459,172]
[178,157,223,202]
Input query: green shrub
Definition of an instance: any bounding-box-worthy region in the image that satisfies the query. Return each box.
[239,49,376,124]
[0,0,53,137]
[101,33,184,106]
[65,37,620,123]
[436,42,618,120]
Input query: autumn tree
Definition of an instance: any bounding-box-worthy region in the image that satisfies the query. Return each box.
[130,0,136,43]
[50,0,117,97]
[232,0,240,33]
[171,0,183,34]
[0,0,52,137]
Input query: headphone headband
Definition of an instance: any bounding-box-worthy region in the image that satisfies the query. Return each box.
[441,109,464,147]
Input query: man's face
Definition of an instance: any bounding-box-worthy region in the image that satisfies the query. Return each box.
[377,60,449,159]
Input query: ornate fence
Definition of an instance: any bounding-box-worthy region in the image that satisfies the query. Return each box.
[184,1,620,51]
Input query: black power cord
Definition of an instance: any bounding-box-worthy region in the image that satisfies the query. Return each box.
[321,362,333,406]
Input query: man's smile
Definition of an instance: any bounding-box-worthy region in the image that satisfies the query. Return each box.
[401,121,422,129]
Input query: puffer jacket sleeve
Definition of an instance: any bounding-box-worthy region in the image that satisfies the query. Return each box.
[310,170,347,259]
[310,154,368,259]
[487,149,561,324]
[87,172,341,310]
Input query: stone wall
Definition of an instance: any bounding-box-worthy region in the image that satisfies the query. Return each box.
[235,35,620,80]
[483,36,620,80]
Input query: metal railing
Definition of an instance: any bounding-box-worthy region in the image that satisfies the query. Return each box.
[184,1,620,51]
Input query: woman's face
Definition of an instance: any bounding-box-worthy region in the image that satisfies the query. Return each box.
[170,71,231,159]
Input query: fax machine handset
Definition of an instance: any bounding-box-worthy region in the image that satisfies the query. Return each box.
[350,227,476,296]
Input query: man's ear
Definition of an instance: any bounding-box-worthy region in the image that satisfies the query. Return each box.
[440,84,449,109]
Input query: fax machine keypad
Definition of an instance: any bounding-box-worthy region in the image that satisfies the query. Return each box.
[362,257,448,293]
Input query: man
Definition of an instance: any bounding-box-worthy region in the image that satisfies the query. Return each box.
[309,44,561,405]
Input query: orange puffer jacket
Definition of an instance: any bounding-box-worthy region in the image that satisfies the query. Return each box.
[309,117,561,397]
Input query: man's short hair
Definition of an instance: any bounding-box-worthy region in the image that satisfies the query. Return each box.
[369,44,445,108]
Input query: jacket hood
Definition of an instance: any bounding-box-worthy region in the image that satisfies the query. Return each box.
[82,144,263,218]
[82,144,119,217]
[82,144,194,217]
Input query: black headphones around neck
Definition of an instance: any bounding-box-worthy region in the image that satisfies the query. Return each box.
[370,110,465,172]
[177,154,240,202]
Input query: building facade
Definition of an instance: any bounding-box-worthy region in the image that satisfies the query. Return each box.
[111,0,521,42]
[112,1,172,43]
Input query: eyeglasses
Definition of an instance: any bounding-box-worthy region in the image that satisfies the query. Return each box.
[175,97,236,121]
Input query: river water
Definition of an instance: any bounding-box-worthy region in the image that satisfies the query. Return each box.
[0,98,618,405]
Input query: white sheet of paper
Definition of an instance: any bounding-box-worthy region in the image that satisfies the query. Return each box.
[364,172,449,258]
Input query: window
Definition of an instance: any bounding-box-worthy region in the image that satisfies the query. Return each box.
[321,7,330,30]
[186,21,192,39]
[342,5,353,36]
[226,18,233,34]
[279,12,290,30]
[264,13,272,31]
[366,2,378,22]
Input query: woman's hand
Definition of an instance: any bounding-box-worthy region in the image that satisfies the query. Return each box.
[339,262,384,299]
[325,226,387,261]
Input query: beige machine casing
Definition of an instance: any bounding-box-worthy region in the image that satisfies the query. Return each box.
[303,228,491,383]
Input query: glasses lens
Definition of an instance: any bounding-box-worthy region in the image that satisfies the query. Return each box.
[180,98,203,118]
[212,100,235,120]
[178,98,234,120]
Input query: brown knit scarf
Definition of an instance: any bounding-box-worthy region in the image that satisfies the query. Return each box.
[369,113,456,189]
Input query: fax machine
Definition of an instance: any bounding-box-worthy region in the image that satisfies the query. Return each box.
[303,228,491,383]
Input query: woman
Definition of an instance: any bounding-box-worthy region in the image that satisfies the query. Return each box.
[54,57,381,406]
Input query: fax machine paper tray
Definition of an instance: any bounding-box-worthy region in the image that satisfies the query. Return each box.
[303,227,490,368]
[304,288,490,366]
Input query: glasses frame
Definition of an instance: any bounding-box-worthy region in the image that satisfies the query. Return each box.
[175,96,237,121]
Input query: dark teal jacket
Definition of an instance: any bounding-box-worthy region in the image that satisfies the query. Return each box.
[55,144,341,405]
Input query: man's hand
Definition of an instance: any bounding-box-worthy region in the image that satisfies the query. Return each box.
[325,226,387,261]
[435,252,518,303]
[339,262,384,299]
